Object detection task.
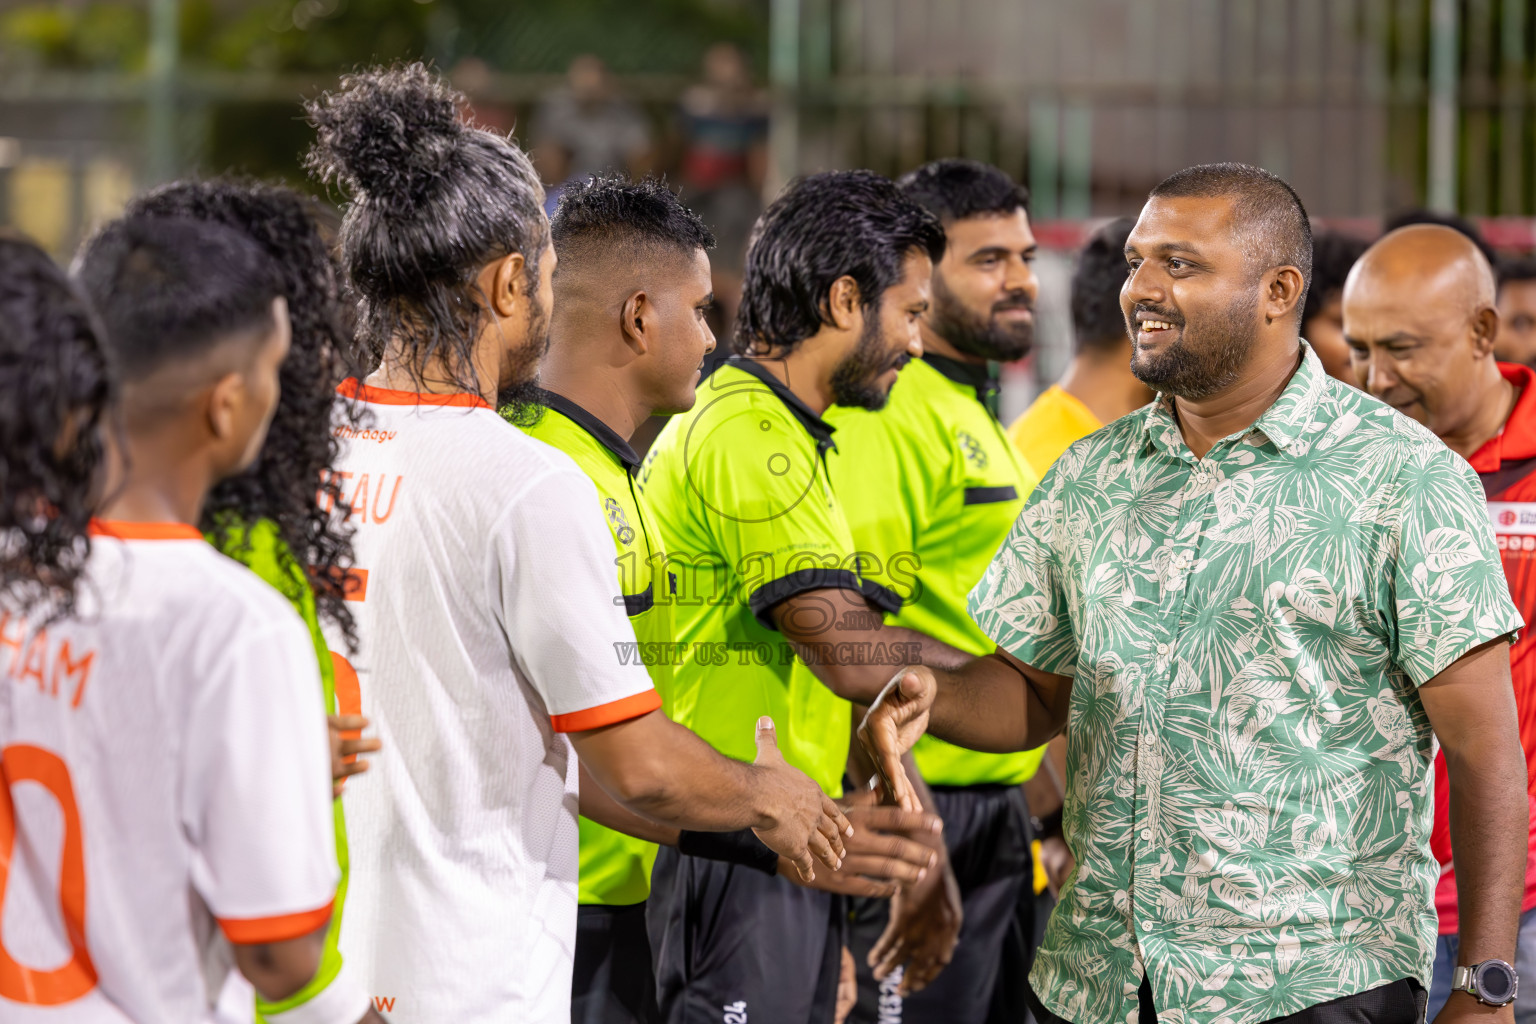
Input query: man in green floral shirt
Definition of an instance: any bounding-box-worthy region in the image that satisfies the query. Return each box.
[860,164,1530,1024]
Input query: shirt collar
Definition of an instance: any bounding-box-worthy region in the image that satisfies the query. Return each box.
[536,388,641,470]
[726,356,838,451]
[336,377,492,409]
[1468,362,1536,472]
[1139,341,1324,457]
[922,352,1002,419]
[87,519,204,541]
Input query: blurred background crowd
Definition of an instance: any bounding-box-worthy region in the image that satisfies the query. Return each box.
[4,0,1536,420]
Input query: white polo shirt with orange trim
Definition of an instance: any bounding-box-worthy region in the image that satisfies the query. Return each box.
[326,381,660,1024]
[0,520,339,1023]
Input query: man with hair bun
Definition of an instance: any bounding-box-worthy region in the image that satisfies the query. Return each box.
[862,163,1528,1024]
[305,63,850,1024]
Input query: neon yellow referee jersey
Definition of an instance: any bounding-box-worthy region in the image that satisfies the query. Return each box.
[638,358,901,797]
[517,390,675,907]
[827,354,1046,787]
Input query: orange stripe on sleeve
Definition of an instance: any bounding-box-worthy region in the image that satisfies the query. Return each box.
[217,900,334,945]
[550,689,662,733]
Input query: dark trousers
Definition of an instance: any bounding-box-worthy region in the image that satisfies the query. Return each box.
[646,845,845,1024]
[1030,978,1427,1024]
[847,784,1038,1024]
[572,901,659,1024]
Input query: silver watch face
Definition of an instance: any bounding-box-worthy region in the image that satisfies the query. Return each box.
[1474,960,1518,1005]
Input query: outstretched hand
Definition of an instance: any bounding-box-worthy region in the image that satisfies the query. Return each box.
[857,667,937,813]
[780,786,942,898]
[869,846,962,996]
[751,716,853,882]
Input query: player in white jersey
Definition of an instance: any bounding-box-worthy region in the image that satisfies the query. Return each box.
[304,63,851,1023]
[0,216,376,1023]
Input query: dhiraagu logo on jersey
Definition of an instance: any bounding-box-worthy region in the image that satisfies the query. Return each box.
[1490,501,1536,552]
[603,497,636,546]
[956,429,987,469]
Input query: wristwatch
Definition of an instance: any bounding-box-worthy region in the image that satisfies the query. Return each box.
[1452,959,1519,1006]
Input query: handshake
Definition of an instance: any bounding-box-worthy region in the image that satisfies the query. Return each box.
[747,668,959,999]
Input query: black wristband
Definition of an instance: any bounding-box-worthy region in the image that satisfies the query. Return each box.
[677,828,781,876]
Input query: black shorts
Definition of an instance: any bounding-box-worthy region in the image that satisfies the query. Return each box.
[647,845,845,1024]
[847,783,1038,1024]
[573,901,658,1024]
[1031,977,1427,1024]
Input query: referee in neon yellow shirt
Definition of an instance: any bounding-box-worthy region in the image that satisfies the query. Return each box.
[509,176,717,1023]
[639,171,963,1023]
[828,160,1059,1023]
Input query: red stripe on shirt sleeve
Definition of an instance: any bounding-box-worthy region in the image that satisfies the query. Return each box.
[218,900,334,945]
[550,689,662,733]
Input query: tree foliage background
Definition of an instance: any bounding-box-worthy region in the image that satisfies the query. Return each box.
[0,0,767,183]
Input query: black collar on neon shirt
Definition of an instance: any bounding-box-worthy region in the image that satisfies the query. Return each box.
[922,353,1002,420]
[535,388,641,470]
[726,356,839,453]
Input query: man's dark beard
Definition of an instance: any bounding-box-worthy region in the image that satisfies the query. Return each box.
[498,290,551,425]
[928,272,1035,362]
[1127,294,1256,400]
[830,313,905,410]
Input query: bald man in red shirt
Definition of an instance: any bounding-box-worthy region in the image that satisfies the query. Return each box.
[1346,223,1536,1021]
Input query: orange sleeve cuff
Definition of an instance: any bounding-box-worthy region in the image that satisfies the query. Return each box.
[550,688,662,733]
[218,899,334,945]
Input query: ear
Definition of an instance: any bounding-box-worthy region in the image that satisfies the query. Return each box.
[1263,266,1306,325]
[489,251,529,318]
[825,275,862,332]
[204,371,244,444]
[620,290,650,354]
[1471,305,1500,358]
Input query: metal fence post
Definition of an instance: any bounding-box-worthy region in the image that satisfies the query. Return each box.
[146,0,180,186]
[769,0,802,198]
[1427,0,1460,211]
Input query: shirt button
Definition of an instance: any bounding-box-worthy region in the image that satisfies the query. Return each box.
[1140,828,1153,840]
[1156,642,1169,656]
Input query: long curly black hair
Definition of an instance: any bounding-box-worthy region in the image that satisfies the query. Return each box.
[125,179,361,651]
[0,231,114,616]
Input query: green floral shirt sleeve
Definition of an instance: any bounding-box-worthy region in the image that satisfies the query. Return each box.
[1388,442,1522,684]
[970,464,1079,678]
[966,345,1523,1024]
